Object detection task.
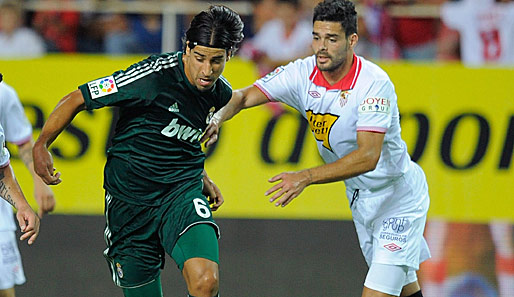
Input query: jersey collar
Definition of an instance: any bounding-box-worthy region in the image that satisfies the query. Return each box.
[309,54,362,90]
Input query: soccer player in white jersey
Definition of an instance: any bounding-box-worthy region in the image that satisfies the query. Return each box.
[0,73,54,297]
[0,73,42,297]
[202,1,430,296]
[441,0,514,66]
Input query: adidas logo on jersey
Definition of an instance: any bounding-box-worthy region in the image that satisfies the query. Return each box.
[168,103,180,112]
[161,118,202,143]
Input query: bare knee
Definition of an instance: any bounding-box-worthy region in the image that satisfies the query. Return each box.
[183,258,219,297]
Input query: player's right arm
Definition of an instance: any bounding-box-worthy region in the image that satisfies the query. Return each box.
[0,163,40,245]
[202,85,268,147]
[33,89,86,185]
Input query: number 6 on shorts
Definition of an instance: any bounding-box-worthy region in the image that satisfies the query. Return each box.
[193,198,211,218]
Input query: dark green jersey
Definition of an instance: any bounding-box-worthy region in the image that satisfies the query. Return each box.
[79,52,232,206]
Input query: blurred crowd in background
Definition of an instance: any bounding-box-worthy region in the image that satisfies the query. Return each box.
[0,0,513,68]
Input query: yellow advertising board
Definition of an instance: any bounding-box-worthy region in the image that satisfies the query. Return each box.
[2,56,513,222]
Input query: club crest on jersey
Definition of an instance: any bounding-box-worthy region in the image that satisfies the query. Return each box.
[339,90,351,107]
[261,66,284,83]
[116,262,124,279]
[88,76,118,99]
[359,97,391,114]
[206,106,215,124]
[305,110,339,151]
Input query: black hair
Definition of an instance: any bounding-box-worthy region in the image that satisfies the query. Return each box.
[0,73,2,83]
[313,0,357,38]
[183,5,244,57]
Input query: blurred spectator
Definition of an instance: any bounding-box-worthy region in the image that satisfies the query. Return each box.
[355,0,399,61]
[439,0,514,66]
[389,0,445,61]
[31,0,80,53]
[240,0,312,76]
[0,1,45,58]
[104,13,162,55]
[250,0,277,34]
[103,14,139,54]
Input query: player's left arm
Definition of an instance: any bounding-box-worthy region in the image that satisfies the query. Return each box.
[266,131,384,207]
[17,139,56,217]
[202,169,224,211]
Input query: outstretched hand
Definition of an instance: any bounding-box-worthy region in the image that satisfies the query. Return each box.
[265,170,312,207]
[33,143,61,185]
[16,205,40,245]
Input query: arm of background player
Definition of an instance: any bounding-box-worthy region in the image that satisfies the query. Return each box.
[33,89,86,185]
[266,131,385,207]
[0,164,40,245]
[18,139,56,217]
[201,85,269,146]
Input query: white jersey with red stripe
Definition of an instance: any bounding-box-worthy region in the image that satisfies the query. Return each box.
[254,54,412,192]
[441,0,514,66]
[0,82,32,232]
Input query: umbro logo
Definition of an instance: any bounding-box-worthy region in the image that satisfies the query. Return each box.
[383,243,402,252]
[168,103,180,112]
[308,91,321,98]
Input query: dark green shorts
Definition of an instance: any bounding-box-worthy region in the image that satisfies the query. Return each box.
[102,184,220,288]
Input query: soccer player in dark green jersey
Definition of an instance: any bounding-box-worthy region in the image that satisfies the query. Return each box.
[32,6,244,297]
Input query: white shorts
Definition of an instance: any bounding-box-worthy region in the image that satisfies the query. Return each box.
[349,162,431,271]
[0,231,25,290]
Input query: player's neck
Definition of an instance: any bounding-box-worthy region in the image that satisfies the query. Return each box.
[321,54,355,86]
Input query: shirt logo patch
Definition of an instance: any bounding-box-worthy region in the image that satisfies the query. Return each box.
[206,106,215,124]
[116,262,124,279]
[305,110,339,151]
[88,76,118,99]
[261,66,284,83]
[384,243,402,252]
[168,102,180,112]
[359,97,390,114]
[308,91,321,98]
[339,90,351,107]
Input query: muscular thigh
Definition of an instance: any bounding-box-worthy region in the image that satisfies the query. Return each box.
[103,194,164,288]
[160,186,220,270]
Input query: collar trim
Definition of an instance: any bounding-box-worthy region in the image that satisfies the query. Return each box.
[309,54,361,90]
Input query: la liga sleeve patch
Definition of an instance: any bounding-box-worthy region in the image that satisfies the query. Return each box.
[88,76,118,99]
[358,97,391,114]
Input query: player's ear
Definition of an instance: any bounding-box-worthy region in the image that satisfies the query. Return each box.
[184,41,191,55]
[348,33,358,48]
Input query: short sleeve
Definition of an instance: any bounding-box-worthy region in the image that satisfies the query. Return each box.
[79,57,167,110]
[0,83,32,145]
[0,124,10,168]
[356,80,396,133]
[253,60,303,112]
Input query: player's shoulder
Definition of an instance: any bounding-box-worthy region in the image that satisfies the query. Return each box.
[357,56,391,84]
[113,52,181,83]
[284,55,316,76]
[0,82,18,103]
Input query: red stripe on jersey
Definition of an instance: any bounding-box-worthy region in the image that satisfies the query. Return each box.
[310,54,362,90]
[11,135,32,146]
[356,127,387,133]
[253,82,274,102]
